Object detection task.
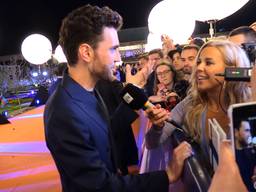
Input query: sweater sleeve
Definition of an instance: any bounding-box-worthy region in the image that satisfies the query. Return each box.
[145,97,190,149]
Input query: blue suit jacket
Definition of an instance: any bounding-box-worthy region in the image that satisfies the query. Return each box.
[44,71,169,192]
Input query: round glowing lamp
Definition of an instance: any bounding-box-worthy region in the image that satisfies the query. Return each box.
[32,72,38,77]
[148,0,196,45]
[53,45,67,63]
[21,34,52,65]
[145,33,162,52]
[36,99,40,105]
[42,71,48,76]
[191,0,249,21]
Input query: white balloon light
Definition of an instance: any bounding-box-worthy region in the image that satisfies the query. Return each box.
[21,34,52,65]
[148,0,196,45]
[190,0,249,21]
[145,33,162,52]
[147,0,248,43]
[54,45,67,63]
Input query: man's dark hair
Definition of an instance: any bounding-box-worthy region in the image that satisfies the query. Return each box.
[228,26,256,43]
[59,4,123,66]
[190,37,205,48]
[182,44,200,52]
[167,49,181,61]
[234,118,249,131]
[137,53,148,60]
[148,49,164,59]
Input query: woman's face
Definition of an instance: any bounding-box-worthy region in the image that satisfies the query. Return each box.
[172,52,183,70]
[156,65,174,86]
[196,46,226,92]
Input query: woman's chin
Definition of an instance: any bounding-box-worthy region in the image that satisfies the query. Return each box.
[197,86,207,92]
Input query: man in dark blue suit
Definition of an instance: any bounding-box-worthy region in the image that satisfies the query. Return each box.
[44,4,192,192]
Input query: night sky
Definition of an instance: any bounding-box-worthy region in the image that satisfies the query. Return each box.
[0,0,255,56]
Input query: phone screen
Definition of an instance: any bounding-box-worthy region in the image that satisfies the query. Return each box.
[229,102,256,191]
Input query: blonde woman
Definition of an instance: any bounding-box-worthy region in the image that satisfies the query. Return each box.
[146,40,251,159]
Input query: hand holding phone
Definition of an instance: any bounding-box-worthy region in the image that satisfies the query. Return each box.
[228,102,256,191]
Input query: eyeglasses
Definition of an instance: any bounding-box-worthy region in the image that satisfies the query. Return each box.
[156,70,171,76]
[149,57,161,61]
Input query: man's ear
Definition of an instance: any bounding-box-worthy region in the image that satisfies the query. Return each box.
[78,43,94,62]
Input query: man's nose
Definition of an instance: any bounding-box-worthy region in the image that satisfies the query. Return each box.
[184,61,189,67]
[114,50,121,62]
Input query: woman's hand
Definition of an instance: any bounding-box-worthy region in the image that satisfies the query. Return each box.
[149,95,166,103]
[166,141,193,183]
[145,104,170,127]
[166,92,179,98]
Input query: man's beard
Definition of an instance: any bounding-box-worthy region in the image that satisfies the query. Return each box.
[183,67,191,75]
[100,69,113,81]
[91,54,114,82]
[93,63,113,82]
[239,138,249,147]
[94,68,112,82]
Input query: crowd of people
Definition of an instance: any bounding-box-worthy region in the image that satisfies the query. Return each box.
[44,4,256,192]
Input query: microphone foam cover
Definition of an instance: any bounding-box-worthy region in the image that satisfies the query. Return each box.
[120,83,148,110]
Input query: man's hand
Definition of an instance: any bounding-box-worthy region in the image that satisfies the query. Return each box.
[161,34,175,51]
[209,141,247,192]
[166,141,193,183]
[145,104,169,127]
[125,62,152,88]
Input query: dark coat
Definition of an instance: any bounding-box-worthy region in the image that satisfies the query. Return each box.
[44,71,169,192]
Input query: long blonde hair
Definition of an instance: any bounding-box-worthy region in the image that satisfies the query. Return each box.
[184,40,251,140]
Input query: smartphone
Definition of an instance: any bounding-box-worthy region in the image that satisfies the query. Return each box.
[228,102,256,191]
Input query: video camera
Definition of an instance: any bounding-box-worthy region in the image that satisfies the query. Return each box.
[242,42,256,64]
[215,43,256,82]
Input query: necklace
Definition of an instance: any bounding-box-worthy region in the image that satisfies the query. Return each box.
[207,104,222,113]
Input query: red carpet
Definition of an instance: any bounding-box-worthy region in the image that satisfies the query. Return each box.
[0,105,148,191]
[0,106,61,191]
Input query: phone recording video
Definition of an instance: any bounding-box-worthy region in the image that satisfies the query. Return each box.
[229,102,256,191]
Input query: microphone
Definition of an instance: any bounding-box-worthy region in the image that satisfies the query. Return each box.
[120,83,153,110]
[120,83,212,191]
[120,83,183,129]
[215,67,251,82]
